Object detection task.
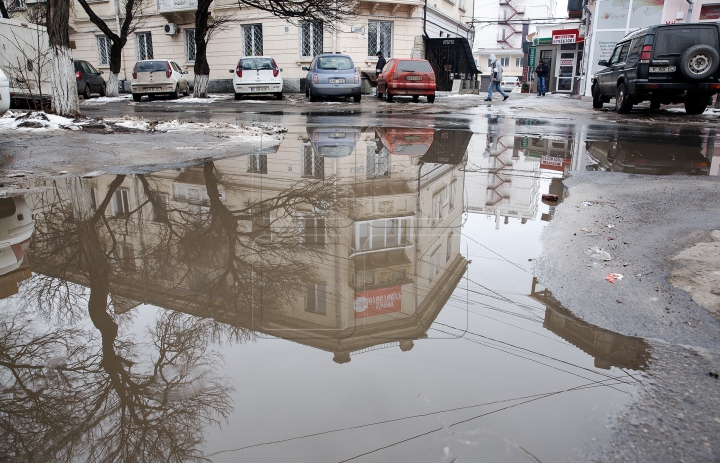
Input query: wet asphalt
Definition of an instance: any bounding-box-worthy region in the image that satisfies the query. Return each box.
[0,92,718,462]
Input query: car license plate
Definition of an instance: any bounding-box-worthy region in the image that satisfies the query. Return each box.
[144,87,161,91]
[251,87,269,91]
[406,76,422,81]
[330,133,346,138]
[649,66,676,73]
[328,78,345,84]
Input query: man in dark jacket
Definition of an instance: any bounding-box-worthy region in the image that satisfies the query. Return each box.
[535,60,549,96]
[376,52,386,76]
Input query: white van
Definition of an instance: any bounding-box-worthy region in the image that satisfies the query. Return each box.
[0,18,52,107]
[0,68,9,115]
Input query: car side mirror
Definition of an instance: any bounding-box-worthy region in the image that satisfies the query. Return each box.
[279,68,283,72]
[598,59,609,67]
[229,69,234,73]
[183,71,189,74]
[98,71,104,75]
[301,66,309,71]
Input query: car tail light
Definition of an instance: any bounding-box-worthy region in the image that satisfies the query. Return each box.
[640,45,652,62]
[236,60,243,78]
[390,72,398,81]
[645,84,660,89]
[166,62,172,78]
[693,161,709,167]
[708,83,720,89]
[272,59,279,77]
[132,63,137,80]
[354,74,359,84]
[429,73,435,82]
[312,74,319,84]
[76,70,82,80]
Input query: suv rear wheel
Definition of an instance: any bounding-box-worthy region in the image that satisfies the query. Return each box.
[592,85,603,109]
[679,45,720,80]
[615,82,633,114]
[684,98,708,115]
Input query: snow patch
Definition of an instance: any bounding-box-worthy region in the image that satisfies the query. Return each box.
[0,111,87,131]
[80,95,133,105]
[162,94,231,103]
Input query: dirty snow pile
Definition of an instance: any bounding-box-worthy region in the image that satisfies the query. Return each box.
[160,94,231,104]
[106,115,285,136]
[0,110,89,131]
[80,95,133,105]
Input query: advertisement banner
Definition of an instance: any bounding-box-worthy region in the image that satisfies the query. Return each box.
[354,286,402,318]
[528,47,536,67]
[541,155,571,171]
[700,4,720,20]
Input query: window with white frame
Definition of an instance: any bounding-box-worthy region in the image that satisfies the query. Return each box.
[111,189,130,216]
[305,283,327,314]
[247,154,268,174]
[501,57,510,67]
[185,29,196,62]
[137,32,153,61]
[242,24,263,56]
[516,57,524,67]
[367,145,390,179]
[302,143,324,179]
[97,36,112,66]
[368,21,392,58]
[354,217,412,252]
[302,216,326,246]
[300,22,323,57]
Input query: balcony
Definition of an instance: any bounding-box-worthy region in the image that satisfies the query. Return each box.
[157,0,209,15]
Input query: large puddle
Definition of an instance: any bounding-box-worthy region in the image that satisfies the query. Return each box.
[4,113,702,461]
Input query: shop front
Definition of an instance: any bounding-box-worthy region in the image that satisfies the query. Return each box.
[529,28,585,94]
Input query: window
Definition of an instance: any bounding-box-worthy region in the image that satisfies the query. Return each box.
[617,42,630,63]
[111,189,130,216]
[137,32,153,61]
[300,22,323,57]
[185,29,196,61]
[448,181,456,210]
[242,24,263,56]
[432,189,448,225]
[119,243,135,269]
[367,145,390,179]
[302,143,324,179]
[302,216,326,246]
[608,44,623,65]
[90,187,98,211]
[354,218,412,252]
[97,36,112,66]
[368,21,392,58]
[500,57,510,67]
[446,234,452,262]
[252,206,271,243]
[428,250,441,282]
[305,283,327,314]
[515,57,524,67]
[247,154,267,174]
[150,193,169,223]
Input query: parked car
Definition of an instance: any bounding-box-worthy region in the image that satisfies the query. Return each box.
[131,59,190,102]
[308,126,361,157]
[229,56,283,100]
[303,54,361,102]
[376,58,436,103]
[376,127,434,156]
[586,140,709,175]
[500,76,520,92]
[0,68,9,115]
[591,23,720,114]
[0,196,34,276]
[74,60,106,99]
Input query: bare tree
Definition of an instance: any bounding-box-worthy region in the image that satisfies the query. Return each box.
[76,0,147,97]
[47,0,80,116]
[193,0,358,97]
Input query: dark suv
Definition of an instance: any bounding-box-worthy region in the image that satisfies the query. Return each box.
[591,23,720,114]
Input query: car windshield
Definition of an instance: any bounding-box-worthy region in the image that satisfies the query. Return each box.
[319,145,354,157]
[136,61,167,72]
[395,60,433,72]
[241,58,274,70]
[317,56,354,70]
[654,26,719,57]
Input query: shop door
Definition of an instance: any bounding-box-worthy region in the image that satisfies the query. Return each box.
[556,52,575,93]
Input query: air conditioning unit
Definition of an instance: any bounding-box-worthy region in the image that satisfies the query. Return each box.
[163,23,178,35]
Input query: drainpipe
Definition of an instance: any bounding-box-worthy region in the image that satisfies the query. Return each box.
[423,0,428,38]
[685,0,694,22]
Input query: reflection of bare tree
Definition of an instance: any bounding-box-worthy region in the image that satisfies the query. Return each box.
[1,177,234,462]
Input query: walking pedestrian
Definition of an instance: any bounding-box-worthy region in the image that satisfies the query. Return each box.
[484,54,508,102]
[535,60,549,96]
[375,51,386,77]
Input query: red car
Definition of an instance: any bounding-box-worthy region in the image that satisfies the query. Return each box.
[377,58,436,103]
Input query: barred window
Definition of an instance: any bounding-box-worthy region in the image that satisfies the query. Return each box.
[242,24,263,56]
[302,143,324,179]
[97,36,112,66]
[185,29,196,61]
[300,22,323,57]
[247,154,267,174]
[137,32,153,61]
[366,144,390,179]
[368,21,392,58]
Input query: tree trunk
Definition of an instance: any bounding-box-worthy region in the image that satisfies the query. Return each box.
[47,0,80,116]
[0,0,9,19]
[193,0,212,98]
[106,41,123,97]
[107,72,120,97]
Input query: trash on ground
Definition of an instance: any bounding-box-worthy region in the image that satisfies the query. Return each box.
[586,247,612,261]
[542,194,559,202]
[623,262,630,267]
[607,224,615,229]
[582,201,594,207]
[605,273,624,284]
[580,227,592,233]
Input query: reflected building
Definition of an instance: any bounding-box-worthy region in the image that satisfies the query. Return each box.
[529,277,649,371]
[28,123,472,364]
[0,197,34,298]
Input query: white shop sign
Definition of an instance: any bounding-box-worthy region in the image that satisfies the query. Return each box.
[552,34,576,44]
[560,58,574,66]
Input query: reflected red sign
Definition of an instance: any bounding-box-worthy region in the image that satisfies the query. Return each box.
[354,286,402,318]
[541,155,572,172]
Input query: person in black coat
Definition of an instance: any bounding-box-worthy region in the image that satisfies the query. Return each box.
[376,52,387,76]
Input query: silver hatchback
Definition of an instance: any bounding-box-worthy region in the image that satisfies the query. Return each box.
[303,54,361,102]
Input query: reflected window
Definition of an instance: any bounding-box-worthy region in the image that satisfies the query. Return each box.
[432,189,448,225]
[247,154,268,174]
[446,233,452,262]
[117,242,135,269]
[150,193,170,223]
[354,217,412,252]
[111,188,130,216]
[305,283,327,314]
[448,181,456,210]
[367,145,390,179]
[90,187,98,211]
[302,216,326,246]
[252,206,271,243]
[302,143,324,179]
[429,249,441,282]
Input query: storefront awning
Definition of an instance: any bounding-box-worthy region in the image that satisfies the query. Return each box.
[551,29,584,44]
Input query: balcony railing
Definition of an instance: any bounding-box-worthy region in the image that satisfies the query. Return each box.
[157,0,200,14]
